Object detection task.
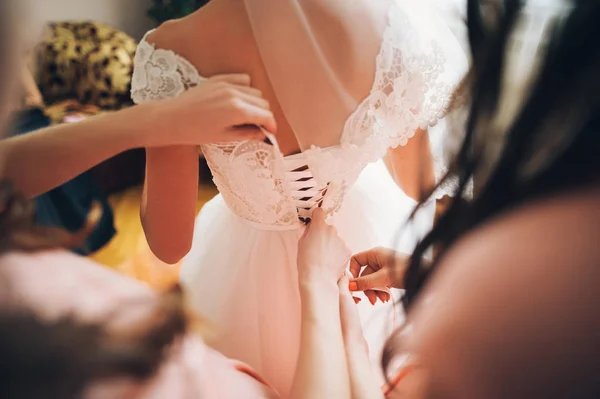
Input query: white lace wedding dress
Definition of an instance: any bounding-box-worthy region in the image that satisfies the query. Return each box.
[132,1,466,394]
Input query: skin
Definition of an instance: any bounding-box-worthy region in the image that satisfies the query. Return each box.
[295,209,389,399]
[0,74,274,200]
[293,209,353,399]
[384,130,436,201]
[142,0,435,264]
[349,186,600,398]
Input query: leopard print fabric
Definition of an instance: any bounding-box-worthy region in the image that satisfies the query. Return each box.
[34,22,137,109]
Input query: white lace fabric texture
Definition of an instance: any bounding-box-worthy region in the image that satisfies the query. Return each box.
[131,1,464,229]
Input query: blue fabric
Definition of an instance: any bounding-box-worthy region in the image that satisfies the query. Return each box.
[11,108,116,255]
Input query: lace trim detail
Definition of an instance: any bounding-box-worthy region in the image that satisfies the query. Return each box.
[131,32,203,104]
[201,141,300,228]
[304,2,464,200]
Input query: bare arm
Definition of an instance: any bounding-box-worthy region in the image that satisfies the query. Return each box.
[136,28,199,265]
[292,214,390,399]
[0,102,155,198]
[384,129,436,201]
[339,276,385,399]
[291,209,352,399]
[0,75,274,200]
[291,278,350,399]
[135,27,274,264]
[141,147,198,264]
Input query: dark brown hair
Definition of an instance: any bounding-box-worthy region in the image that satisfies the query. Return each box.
[385,0,600,373]
[405,0,600,306]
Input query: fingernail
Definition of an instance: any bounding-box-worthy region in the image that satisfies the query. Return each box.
[349,281,358,291]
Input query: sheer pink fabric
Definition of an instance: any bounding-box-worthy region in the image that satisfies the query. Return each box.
[0,250,277,399]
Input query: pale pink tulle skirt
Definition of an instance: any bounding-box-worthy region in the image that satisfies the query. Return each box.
[180,160,435,395]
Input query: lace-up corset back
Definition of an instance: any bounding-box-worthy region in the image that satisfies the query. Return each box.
[198,139,331,229]
[131,2,466,228]
[285,162,329,224]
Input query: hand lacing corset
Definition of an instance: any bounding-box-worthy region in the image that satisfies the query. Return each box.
[131,2,462,229]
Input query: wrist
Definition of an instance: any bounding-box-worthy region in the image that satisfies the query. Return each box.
[134,100,168,148]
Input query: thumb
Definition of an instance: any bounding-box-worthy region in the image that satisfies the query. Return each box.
[350,269,391,292]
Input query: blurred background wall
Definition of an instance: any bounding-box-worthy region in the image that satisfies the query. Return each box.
[36,0,154,39]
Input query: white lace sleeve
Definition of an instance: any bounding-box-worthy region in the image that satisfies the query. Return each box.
[303,1,469,199]
[379,2,468,198]
[131,33,203,104]
[343,2,468,198]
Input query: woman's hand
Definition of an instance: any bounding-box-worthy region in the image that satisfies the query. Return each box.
[297,208,351,285]
[349,247,414,304]
[148,74,276,147]
[292,209,352,399]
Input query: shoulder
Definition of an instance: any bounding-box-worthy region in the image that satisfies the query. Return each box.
[135,17,194,65]
[142,4,226,66]
[442,187,600,276]
[144,16,189,52]
[0,249,155,317]
[141,2,254,76]
[402,187,600,397]
[132,16,206,101]
[425,187,600,316]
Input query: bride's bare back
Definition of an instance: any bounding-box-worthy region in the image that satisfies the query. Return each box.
[148,1,298,155]
[148,0,382,155]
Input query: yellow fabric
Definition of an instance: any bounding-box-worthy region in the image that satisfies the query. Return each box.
[89,184,217,290]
